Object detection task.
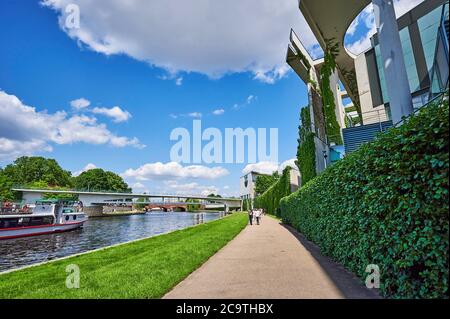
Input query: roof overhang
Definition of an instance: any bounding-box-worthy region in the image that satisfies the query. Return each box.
[286,29,315,83]
[299,0,370,71]
[292,0,371,102]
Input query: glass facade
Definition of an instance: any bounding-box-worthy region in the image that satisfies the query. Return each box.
[399,28,420,93]
[373,4,445,106]
[375,45,389,103]
[374,28,421,104]
[417,6,443,75]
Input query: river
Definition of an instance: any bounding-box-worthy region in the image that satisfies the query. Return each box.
[0,211,225,273]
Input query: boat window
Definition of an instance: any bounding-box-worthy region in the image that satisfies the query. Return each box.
[73,215,77,220]
[0,218,19,229]
[65,215,70,221]
[42,217,54,225]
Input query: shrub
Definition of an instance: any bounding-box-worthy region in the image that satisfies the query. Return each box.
[280,97,449,298]
[254,167,292,216]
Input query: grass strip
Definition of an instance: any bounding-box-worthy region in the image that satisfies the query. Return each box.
[0,213,248,299]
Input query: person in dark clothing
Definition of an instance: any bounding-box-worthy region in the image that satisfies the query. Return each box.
[248,209,254,225]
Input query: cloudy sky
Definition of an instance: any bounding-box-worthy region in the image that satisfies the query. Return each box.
[0,0,423,196]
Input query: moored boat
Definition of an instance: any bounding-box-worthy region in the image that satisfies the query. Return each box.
[0,199,87,240]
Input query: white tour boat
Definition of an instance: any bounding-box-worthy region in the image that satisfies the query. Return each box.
[0,200,87,240]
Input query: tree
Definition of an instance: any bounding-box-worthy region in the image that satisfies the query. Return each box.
[2,156,73,188]
[207,193,222,198]
[0,170,14,201]
[0,156,73,200]
[185,198,201,211]
[254,172,280,196]
[73,168,130,193]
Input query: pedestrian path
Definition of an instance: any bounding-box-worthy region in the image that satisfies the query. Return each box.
[164,215,379,299]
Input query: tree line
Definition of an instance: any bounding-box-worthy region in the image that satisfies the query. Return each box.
[0,156,130,201]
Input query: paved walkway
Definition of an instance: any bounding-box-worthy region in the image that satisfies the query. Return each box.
[164,215,380,299]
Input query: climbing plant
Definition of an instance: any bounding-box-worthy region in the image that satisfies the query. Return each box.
[296,107,316,185]
[254,167,292,216]
[342,68,363,124]
[320,38,343,145]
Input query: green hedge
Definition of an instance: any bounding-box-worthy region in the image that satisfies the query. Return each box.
[254,167,292,216]
[280,98,449,298]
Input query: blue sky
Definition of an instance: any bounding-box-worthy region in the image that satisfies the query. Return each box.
[0,0,422,196]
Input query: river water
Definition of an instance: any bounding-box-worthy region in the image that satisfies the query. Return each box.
[0,212,224,273]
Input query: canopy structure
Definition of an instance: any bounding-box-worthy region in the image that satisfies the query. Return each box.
[290,0,371,105]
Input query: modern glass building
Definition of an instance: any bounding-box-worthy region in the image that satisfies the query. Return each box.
[356,0,449,122]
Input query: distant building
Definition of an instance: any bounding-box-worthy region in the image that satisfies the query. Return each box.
[239,168,301,203]
[240,171,267,202]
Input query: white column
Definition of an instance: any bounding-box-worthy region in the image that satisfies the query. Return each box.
[372,0,413,123]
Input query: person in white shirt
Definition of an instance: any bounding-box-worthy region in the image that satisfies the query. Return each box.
[254,209,262,225]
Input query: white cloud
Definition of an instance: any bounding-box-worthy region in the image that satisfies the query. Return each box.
[175,77,183,86]
[163,180,219,196]
[233,95,258,110]
[0,90,144,159]
[247,95,257,104]
[122,162,229,181]
[212,109,225,116]
[242,158,297,175]
[41,0,320,83]
[91,106,132,123]
[70,98,90,110]
[279,159,298,171]
[242,161,279,175]
[169,111,202,119]
[187,112,202,118]
[73,163,97,177]
[132,182,146,189]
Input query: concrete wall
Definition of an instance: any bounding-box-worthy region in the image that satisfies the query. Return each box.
[329,70,347,136]
[83,206,104,217]
[355,52,388,124]
[289,168,301,192]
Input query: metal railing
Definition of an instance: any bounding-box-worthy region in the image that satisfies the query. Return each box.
[346,107,390,129]
[394,90,448,127]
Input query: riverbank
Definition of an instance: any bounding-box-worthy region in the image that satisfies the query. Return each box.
[0,213,247,298]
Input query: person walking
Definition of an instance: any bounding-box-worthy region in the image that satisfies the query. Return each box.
[248,209,254,225]
[254,209,261,225]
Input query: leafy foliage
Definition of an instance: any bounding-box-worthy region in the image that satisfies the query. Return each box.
[296,107,316,185]
[320,39,343,145]
[0,171,14,201]
[254,167,292,216]
[342,68,362,123]
[254,172,280,196]
[185,198,201,211]
[73,168,130,193]
[280,98,449,298]
[0,156,73,200]
[207,193,222,198]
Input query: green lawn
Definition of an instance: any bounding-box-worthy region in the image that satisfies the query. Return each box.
[0,213,248,299]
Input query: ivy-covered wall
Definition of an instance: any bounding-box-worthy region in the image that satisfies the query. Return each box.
[296,107,316,185]
[320,39,343,145]
[280,97,449,298]
[254,167,292,216]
